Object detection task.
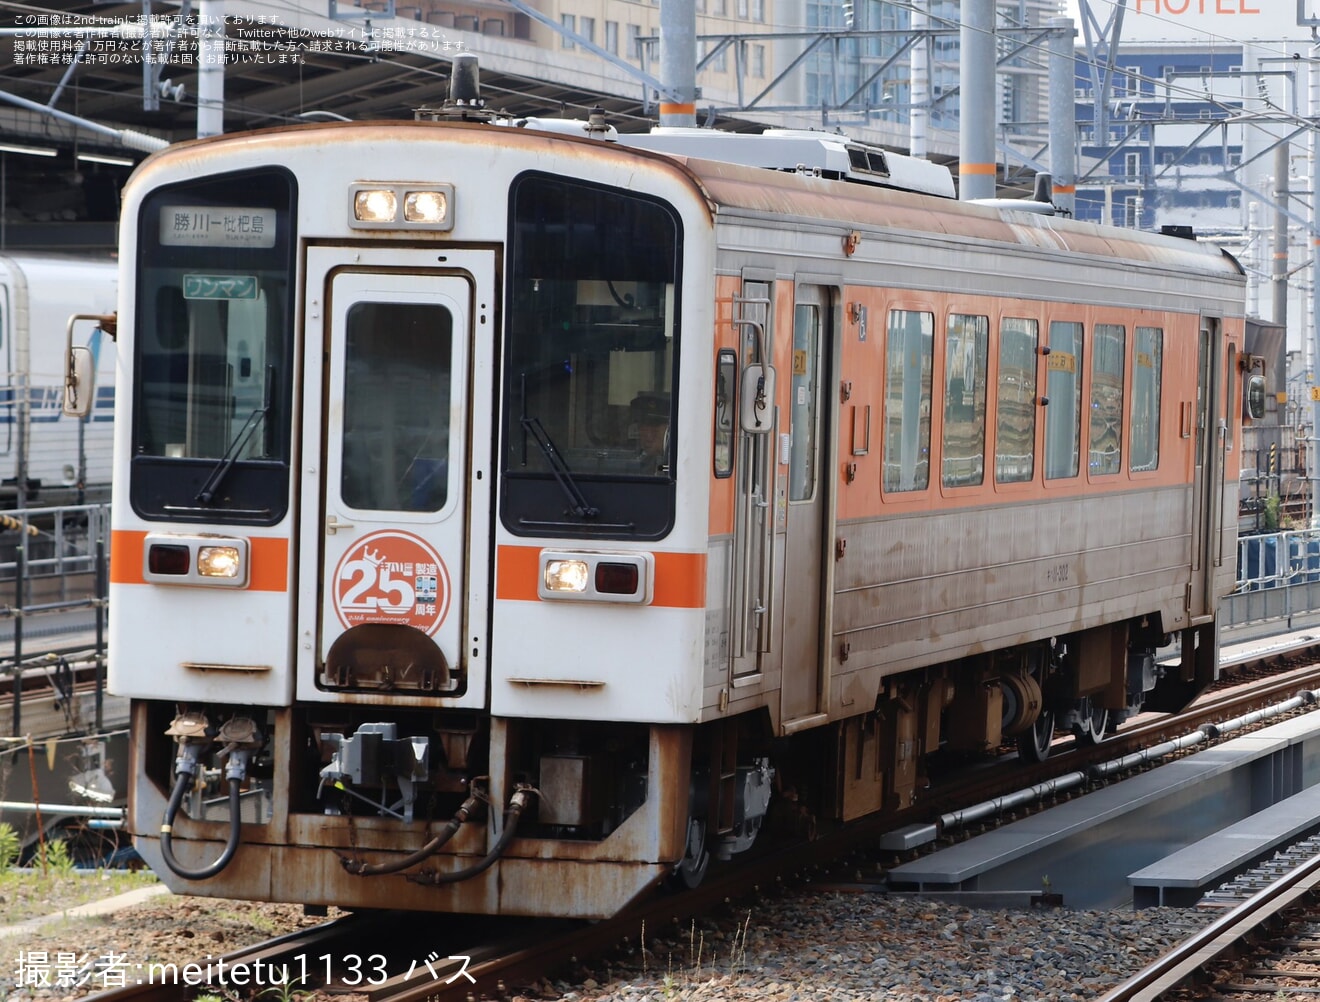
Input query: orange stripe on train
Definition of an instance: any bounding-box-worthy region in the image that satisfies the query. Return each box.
[496,544,706,608]
[110,529,290,592]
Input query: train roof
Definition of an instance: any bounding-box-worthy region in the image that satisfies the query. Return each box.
[499,118,1241,281]
[664,149,1245,281]
[134,117,1244,284]
[614,128,957,199]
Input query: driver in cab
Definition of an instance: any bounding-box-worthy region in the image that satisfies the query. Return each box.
[633,392,670,475]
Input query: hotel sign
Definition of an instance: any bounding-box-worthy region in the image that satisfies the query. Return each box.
[1087,0,1312,39]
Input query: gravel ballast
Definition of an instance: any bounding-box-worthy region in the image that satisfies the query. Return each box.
[0,879,1216,1002]
[528,890,1216,1002]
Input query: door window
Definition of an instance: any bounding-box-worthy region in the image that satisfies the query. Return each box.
[789,304,819,501]
[341,302,452,512]
[714,349,736,478]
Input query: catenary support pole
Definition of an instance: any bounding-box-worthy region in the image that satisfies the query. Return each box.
[659,0,697,127]
[959,0,996,200]
[1048,17,1076,215]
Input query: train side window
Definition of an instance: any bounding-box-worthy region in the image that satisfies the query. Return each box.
[1089,323,1125,476]
[942,313,988,488]
[714,349,736,478]
[995,317,1038,483]
[883,309,933,493]
[1130,326,1162,472]
[1045,320,1084,480]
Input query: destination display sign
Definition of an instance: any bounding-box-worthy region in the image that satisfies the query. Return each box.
[160,206,277,248]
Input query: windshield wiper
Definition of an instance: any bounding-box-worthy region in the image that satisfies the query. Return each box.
[519,415,599,519]
[195,403,268,504]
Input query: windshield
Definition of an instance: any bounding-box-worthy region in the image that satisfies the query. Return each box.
[131,169,296,525]
[500,173,681,539]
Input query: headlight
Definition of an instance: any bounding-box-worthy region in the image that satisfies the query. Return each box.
[143,534,250,588]
[543,559,589,593]
[353,188,397,223]
[404,190,448,224]
[349,183,455,230]
[198,545,242,579]
[537,551,651,603]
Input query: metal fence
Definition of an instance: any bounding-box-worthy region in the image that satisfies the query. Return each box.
[1227,529,1320,633]
[0,502,110,735]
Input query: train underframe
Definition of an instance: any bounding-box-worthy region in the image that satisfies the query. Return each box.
[131,614,1217,917]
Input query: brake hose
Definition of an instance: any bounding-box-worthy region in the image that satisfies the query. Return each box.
[160,769,243,881]
[409,786,537,886]
[340,793,481,876]
[159,741,253,881]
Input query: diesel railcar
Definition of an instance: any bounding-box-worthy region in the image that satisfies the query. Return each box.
[81,64,1249,918]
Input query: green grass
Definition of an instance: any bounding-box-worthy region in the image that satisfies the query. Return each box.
[0,867,159,925]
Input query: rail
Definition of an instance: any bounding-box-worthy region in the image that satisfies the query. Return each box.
[1101,849,1320,1000]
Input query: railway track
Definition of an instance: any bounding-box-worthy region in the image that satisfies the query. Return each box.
[1102,844,1320,1000]
[1200,833,1320,909]
[917,649,1320,839]
[60,634,1320,1002]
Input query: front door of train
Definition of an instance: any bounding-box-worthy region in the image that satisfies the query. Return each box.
[1189,316,1227,622]
[779,286,831,727]
[730,280,774,680]
[298,247,495,707]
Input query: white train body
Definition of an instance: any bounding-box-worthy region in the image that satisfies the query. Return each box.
[0,254,116,506]
[107,106,1246,917]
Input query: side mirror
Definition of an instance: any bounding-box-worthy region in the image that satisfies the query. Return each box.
[63,312,115,419]
[740,364,775,434]
[63,345,95,419]
[1244,374,1266,421]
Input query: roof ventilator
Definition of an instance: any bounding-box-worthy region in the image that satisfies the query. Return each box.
[845,144,891,180]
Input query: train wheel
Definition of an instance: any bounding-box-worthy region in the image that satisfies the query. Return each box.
[1076,703,1109,745]
[672,817,710,889]
[1017,709,1055,763]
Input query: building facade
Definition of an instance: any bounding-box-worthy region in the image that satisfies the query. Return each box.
[1072,42,1246,235]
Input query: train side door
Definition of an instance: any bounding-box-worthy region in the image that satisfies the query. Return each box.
[296,247,494,708]
[1189,316,1226,621]
[779,286,833,727]
[729,280,774,681]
